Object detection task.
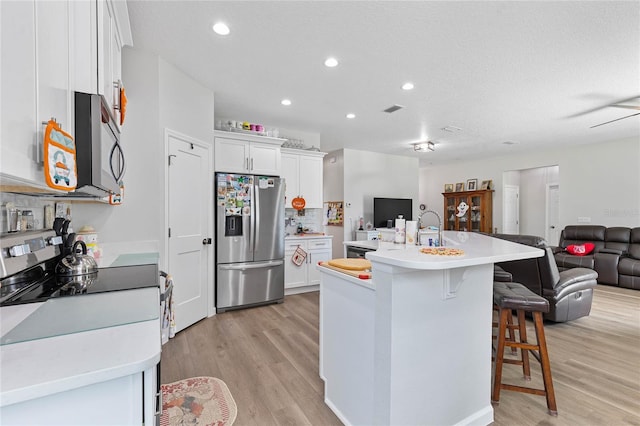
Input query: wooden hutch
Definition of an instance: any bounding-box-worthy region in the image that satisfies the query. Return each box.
[443,189,493,233]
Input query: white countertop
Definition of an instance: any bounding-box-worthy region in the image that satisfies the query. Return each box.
[0,287,161,407]
[363,231,543,270]
[315,264,374,290]
[286,234,333,240]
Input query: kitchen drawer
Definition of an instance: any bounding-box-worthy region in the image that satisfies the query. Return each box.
[285,241,304,252]
[307,239,331,249]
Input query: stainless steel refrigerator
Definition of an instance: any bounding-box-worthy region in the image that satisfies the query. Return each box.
[215,173,285,312]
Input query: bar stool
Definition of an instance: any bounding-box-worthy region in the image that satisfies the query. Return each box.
[492,281,558,416]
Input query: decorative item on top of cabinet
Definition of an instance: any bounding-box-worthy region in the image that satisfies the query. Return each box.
[214,130,285,175]
[281,148,327,209]
[443,189,493,233]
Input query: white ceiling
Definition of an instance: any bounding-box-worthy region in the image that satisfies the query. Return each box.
[127,1,640,166]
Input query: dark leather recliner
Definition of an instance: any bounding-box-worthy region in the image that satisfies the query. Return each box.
[619,228,640,289]
[492,234,598,322]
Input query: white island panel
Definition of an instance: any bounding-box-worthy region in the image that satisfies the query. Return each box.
[374,264,494,426]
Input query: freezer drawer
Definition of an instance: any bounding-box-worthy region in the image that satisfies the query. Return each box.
[216,260,284,312]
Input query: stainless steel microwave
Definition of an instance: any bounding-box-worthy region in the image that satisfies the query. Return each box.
[74,92,125,196]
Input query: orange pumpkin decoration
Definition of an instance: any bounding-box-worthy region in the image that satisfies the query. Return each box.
[119,86,127,126]
[291,196,306,210]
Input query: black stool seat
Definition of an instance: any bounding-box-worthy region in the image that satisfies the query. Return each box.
[493,281,549,313]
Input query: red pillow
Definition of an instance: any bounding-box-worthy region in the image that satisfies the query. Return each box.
[566,243,595,256]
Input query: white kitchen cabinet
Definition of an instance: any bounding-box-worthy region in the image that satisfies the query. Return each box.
[0,0,131,189]
[1,1,38,185]
[214,131,284,175]
[285,237,332,292]
[98,0,126,126]
[75,0,132,127]
[0,0,71,188]
[281,149,326,209]
[2,371,144,425]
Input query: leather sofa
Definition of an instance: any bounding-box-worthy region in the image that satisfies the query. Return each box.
[554,225,640,290]
[492,233,598,322]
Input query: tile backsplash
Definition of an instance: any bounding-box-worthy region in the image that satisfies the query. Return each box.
[285,208,324,234]
[0,193,71,234]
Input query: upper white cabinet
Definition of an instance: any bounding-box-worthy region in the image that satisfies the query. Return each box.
[214,131,284,176]
[281,149,326,209]
[0,0,71,187]
[0,0,131,189]
[75,0,132,128]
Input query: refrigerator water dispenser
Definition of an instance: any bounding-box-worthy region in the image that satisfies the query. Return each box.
[225,215,243,236]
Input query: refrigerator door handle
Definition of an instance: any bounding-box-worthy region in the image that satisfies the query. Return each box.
[219,260,284,270]
[253,182,260,252]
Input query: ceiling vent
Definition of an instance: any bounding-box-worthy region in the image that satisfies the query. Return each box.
[383,104,404,113]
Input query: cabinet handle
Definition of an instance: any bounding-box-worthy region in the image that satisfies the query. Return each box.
[38,119,58,165]
[113,80,121,111]
[251,158,254,171]
[246,157,249,170]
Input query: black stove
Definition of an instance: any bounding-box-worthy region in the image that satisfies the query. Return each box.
[1,230,159,307]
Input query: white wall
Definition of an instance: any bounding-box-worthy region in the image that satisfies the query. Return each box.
[73,48,215,273]
[324,148,419,258]
[323,150,345,257]
[419,137,640,233]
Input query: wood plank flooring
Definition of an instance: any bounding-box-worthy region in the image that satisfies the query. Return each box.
[161,286,640,425]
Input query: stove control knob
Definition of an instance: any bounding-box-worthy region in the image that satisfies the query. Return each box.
[9,244,31,257]
[48,236,64,246]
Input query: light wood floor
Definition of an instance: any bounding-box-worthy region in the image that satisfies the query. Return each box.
[161,286,640,425]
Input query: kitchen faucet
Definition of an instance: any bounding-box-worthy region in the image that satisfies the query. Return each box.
[417,209,443,246]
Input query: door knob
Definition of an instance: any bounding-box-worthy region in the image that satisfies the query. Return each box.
[202,238,212,245]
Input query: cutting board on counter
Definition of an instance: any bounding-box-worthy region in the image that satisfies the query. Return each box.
[327,258,371,270]
[319,259,372,279]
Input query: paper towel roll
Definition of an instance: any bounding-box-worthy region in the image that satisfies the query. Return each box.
[405,220,417,244]
[395,218,406,244]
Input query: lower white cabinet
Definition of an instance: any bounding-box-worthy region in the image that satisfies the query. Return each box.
[285,238,332,291]
[0,364,159,425]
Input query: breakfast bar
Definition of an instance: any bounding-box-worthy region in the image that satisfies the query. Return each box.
[318,231,544,426]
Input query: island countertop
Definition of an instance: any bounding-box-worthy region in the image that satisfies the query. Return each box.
[347,231,544,270]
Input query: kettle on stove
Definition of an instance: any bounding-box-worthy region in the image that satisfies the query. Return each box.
[55,240,98,293]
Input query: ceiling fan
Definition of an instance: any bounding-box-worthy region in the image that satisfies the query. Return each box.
[586,96,640,128]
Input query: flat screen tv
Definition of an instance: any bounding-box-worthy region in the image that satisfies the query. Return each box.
[373,198,413,228]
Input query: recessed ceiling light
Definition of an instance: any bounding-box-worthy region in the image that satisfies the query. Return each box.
[281,99,292,106]
[324,57,339,67]
[346,113,356,119]
[402,82,414,90]
[212,22,230,36]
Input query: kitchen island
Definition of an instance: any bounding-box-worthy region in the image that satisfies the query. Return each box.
[319,231,544,426]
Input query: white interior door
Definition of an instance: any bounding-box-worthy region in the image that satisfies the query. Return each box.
[502,185,520,234]
[167,129,212,332]
[546,183,560,245]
